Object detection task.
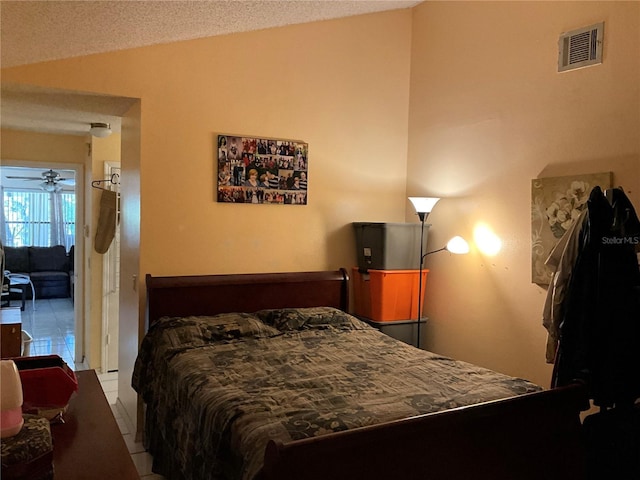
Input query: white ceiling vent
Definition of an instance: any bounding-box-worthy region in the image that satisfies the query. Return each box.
[558,22,604,72]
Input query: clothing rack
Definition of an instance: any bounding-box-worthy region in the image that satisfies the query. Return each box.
[91,173,120,191]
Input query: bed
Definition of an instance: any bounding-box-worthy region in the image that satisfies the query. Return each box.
[133,269,589,480]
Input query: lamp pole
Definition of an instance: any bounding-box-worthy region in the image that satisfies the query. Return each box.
[416,212,426,349]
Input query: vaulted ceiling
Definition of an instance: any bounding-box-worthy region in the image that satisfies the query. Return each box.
[0,1,420,136]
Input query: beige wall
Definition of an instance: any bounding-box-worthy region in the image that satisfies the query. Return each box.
[1,129,87,161]
[1,10,414,427]
[2,9,413,274]
[407,1,640,387]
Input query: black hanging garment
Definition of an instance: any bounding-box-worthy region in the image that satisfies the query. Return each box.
[553,186,640,408]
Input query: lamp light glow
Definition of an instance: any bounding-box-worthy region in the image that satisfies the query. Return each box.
[445,236,470,255]
[89,122,112,138]
[473,224,502,256]
[423,236,470,257]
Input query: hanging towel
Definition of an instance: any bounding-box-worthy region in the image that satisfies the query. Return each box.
[94,190,118,254]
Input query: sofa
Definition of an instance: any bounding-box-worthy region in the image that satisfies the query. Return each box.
[4,245,72,299]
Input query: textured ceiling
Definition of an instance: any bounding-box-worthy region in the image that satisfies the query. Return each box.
[1,0,421,68]
[0,0,420,136]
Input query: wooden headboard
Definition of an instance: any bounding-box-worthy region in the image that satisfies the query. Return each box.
[145,269,349,328]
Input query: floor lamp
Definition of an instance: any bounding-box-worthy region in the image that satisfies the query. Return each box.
[409,197,439,349]
[409,197,470,349]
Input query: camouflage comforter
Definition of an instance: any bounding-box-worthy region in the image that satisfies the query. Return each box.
[132,307,541,480]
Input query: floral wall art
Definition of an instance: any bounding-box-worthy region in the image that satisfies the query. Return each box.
[531,172,612,284]
[216,134,308,205]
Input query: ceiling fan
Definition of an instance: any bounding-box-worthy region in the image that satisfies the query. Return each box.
[6,169,75,192]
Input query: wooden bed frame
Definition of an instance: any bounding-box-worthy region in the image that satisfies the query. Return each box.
[145,269,589,480]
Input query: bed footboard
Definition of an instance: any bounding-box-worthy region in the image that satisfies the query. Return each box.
[261,383,588,480]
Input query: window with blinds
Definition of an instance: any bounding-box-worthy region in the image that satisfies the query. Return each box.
[2,190,75,249]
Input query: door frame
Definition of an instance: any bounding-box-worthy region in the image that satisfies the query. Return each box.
[0,160,85,363]
[101,161,120,372]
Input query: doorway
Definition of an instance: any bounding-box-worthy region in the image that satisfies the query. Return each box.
[1,86,141,430]
[0,163,84,366]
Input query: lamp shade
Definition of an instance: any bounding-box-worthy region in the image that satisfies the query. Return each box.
[90,122,112,138]
[408,197,440,214]
[446,236,470,254]
[1,360,24,438]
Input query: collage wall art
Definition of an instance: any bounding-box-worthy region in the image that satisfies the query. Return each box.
[217,134,308,205]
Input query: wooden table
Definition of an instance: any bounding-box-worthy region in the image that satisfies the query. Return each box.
[0,307,22,357]
[50,369,139,479]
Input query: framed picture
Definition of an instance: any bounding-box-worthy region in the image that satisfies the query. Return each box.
[216,134,308,205]
[531,171,612,284]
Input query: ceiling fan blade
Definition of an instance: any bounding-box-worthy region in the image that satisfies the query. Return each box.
[5,169,75,188]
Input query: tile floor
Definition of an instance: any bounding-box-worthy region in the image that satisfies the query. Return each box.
[16,297,164,479]
[18,297,78,368]
[98,372,165,479]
